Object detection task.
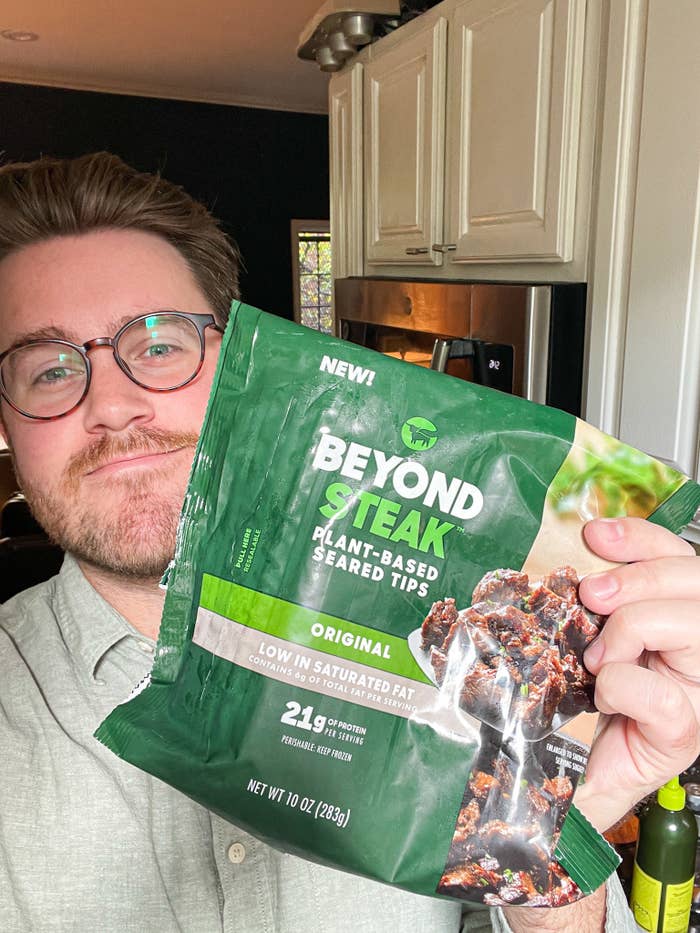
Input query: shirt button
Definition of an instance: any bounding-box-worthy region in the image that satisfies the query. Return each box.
[137,641,155,654]
[227,842,247,864]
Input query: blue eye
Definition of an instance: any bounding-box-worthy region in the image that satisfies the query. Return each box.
[38,367,71,383]
[145,343,175,358]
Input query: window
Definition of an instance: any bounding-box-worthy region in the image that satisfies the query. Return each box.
[291,220,333,335]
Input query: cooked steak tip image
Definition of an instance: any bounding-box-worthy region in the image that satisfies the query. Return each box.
[420,566,601,740]
[424,565,598,906]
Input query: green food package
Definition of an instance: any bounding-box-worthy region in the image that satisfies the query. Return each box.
[96,302,700,908]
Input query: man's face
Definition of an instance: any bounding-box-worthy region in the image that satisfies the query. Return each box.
[0,229,223,580]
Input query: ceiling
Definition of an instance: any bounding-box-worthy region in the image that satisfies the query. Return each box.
[0,0,331,114]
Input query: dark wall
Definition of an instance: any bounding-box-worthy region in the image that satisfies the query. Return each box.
[0,82,329,318]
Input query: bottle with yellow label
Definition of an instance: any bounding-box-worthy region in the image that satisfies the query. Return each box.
[631,777,698,932]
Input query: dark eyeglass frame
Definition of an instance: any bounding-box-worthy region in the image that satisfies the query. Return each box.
[0,310,222,421]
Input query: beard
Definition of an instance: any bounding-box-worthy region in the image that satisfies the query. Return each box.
[14,426,199,581]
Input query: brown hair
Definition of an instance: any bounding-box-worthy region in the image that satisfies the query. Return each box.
[0,151,242,325]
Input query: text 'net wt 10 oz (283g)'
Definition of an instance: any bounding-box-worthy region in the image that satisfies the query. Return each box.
[96,302,700,908]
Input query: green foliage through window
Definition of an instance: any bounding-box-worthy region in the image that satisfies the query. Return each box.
[297,231,332,334]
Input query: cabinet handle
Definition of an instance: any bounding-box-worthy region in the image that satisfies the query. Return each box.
[431,243,457,252]
[404,247,430,255]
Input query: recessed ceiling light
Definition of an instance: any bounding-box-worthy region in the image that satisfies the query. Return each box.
[1,29,40,42]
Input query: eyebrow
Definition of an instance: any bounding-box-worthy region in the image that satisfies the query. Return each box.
[3,312,170,355]
[3,325,74,354]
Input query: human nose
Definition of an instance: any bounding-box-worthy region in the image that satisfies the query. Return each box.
[80,347,156,434]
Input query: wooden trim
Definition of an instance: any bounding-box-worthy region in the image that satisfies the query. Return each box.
[583,0,648,432]
[329,63,364,281]
[0,73,330,116]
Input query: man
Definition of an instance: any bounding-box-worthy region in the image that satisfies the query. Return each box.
[0,152,697,932]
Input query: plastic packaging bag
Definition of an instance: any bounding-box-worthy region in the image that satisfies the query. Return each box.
[96,302,700,907]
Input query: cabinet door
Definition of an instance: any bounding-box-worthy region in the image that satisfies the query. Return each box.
[617,0,700,484]
[364,15,448,265]
[329,64,364,282]
[446,0,586,262]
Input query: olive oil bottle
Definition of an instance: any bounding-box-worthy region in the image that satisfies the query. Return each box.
[631,777,698,932]
[685,783,700,930]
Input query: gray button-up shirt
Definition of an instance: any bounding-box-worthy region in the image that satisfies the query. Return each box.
[0,556,635,932]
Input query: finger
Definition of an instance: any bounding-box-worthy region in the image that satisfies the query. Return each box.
[583,516,695,563]
[577,707,699,832]
[594,662,699,760]
[583,599,700,678]
[579,554,700,615]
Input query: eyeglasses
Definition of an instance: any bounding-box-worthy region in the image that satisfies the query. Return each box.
[0,311,221,420]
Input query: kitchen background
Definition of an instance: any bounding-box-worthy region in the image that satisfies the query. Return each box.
[0,0,698,496]
[319,0,700,517]
[0,0,699,911]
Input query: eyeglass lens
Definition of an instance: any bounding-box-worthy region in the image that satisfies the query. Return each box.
[1,313,203,418]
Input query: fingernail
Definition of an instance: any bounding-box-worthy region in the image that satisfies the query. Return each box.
[585,571,620,600]
[596,518,624,540]
[584,637,605,670]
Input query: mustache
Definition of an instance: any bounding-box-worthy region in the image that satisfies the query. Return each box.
[65,427,199,486]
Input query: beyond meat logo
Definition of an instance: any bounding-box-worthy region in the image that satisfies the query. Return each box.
[401,417,438,451]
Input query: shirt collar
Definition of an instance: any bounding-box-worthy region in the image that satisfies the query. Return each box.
[53,553,153,681]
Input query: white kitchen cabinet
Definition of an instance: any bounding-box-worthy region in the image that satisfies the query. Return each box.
[329,62,364,282]
[445,0,586,263]
[331,0,591,273]
[615,1,700,488]
[364,12,448,265]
